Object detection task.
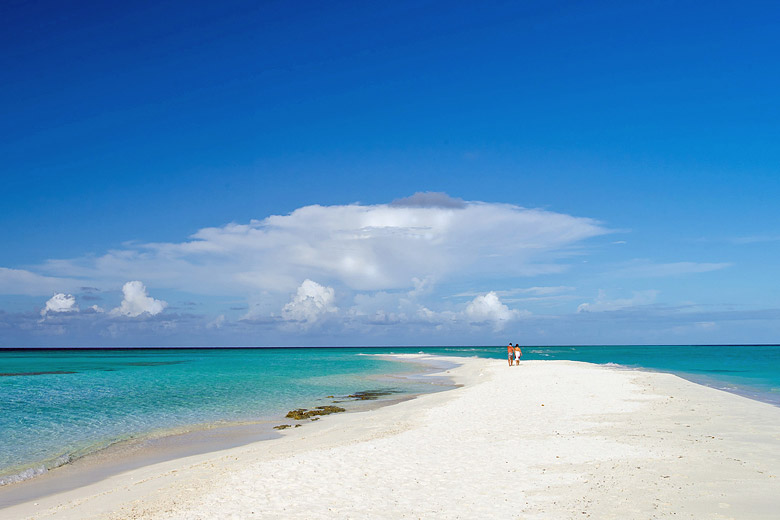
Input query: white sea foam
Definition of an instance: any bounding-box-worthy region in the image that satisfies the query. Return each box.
[0,465,48,486]
[0,453,75,487]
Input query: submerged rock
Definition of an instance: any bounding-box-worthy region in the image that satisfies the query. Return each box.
[273,424,291,430]
[285,405,346,420]
[346,390,398,400]
[285,409,310,420]
[315,405,346,414]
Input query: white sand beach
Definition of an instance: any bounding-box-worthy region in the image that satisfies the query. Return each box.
[5,355,780,519]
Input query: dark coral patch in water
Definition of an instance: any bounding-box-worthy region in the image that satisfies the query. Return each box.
[285,406,346,420]
[346,389,399,400]
[0,371,77,377]
[124,361,185,367]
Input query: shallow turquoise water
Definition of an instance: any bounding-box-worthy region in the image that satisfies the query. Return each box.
[1,345,778,484]
[0,348,437,483]
[414,344,780,405]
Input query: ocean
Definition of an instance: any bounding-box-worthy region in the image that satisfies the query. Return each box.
[1,345,778,487]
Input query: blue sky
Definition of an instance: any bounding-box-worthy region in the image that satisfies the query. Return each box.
[1,0,779,346]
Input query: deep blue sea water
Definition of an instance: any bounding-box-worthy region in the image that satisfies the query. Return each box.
[1,345,778,486]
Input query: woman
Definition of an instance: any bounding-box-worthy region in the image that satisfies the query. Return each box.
[514,344,522,365]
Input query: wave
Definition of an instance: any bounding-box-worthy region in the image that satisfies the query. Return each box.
[0,453,73,487]
[602,362,631,369]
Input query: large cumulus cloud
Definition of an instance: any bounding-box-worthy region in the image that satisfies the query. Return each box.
[32,194,609,296]
[0,194,617,341]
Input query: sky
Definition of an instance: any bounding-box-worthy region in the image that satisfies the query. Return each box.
[1,0,779,346]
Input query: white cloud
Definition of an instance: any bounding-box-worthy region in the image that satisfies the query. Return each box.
[110,281,167,317]
[406,291,527,332]
[577,289,659,313]
[730,235,780,244]
[281,279,337,327]
[207,314,226,329]
[670,320,719,336]
[450,286,577,307]
[614,260,730,278]
[345,287,531,332]
[1,268,76,296]
[454,286,575,298]
[4,196,609,335]
[464,292,519,329]
[515,286,575,296]
[41,293,78,316]
[695,321,717,329]
[34,197,609,295]
[408,276,434,298]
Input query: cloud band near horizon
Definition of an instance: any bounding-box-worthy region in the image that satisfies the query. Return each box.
[0,193,749,345]
[3,193,610,298]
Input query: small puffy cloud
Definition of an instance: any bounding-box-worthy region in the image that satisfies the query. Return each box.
[347,289,528,332]
[577,289,659,313]
[207,314,226,329]
[408,276,434,298]
[281,279,337,327]
[41,293,78,316]
[110,281,167,317]
[464,292,518,329]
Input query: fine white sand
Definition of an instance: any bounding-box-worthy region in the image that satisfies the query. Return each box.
[5,355,780,519]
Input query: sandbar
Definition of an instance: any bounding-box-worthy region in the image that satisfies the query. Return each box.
[4,355,780,519]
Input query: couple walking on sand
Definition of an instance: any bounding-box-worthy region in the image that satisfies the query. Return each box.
[507,343,522,366]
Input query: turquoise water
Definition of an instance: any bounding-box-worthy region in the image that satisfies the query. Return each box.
[1,345,778,485]
[0,348,441,484]
[419,344,780,405]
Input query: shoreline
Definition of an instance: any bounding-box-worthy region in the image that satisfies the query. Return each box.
[0,354,457,509]
[5,355,780,519]
[563,360,780,409]
[648,368,780,408]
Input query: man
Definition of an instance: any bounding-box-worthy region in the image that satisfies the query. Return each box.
[507,342,515,366]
